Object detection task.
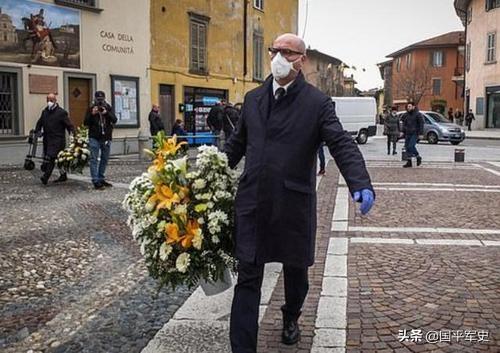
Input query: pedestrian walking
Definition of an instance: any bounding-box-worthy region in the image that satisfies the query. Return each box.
[401,102,424,168]
[148,104,164,136]
[465,109,475,131]
[35,93,74,185]
[224,33,375,353]
[454,109,464,126]
[207,99,225,147]
[84,91,117,189]
[447,107,454,123]
[384,106,400,155]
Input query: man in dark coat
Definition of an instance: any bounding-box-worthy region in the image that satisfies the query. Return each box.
[35,93,74,185]
[148,104,164,136]
[465,109,475,131]
[401,103,424,168]
[222,102,240,142]
[84,91,117,189]
[224,33,375,353]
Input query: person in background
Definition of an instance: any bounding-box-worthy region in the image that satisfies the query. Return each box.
[148,104,164,137]
[447,107,454,123]
[384,106,400,155]
[454,109,464,126]
[84,91,117,190]
[465,109,475,131]
[35,93,74,185]
[223,102,240,142]
[401,102,424,168]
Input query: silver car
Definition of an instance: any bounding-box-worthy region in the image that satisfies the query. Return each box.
[397,111,466,145]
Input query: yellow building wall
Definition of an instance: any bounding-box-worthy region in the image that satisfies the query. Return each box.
[150,0,298,122]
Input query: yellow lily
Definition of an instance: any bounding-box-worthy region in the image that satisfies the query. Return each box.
[159,135,187,156]
[148,184,181,211]
[165,222,181,245]
[148,153,166,173]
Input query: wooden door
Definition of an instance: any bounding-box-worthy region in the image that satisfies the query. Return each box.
[68,78,91,127]
[159,85,174,135]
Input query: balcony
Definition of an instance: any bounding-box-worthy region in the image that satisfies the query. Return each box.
[54,0,103,12]
[452,67,464,82]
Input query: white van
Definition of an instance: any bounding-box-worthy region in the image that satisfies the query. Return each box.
[331,97,377,144]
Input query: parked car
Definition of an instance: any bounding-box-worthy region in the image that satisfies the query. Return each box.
[331,97,377,144]
[397,110,466,145]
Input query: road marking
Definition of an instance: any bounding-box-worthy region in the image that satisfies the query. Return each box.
[347,226,500,235]
[375,187,500,193]
[487,161,500,169]
[372,182,500,189]
[473,163,500,177]
[331,175,349,231]
[350,237,415,244]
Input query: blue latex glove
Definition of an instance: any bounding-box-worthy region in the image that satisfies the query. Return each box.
[353,189,374,215]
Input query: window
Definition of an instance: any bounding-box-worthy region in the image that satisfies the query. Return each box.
[486,0,500,11]
[432,51,444,67]
[189,15,209,74]
[253,32,264,80]
[111,75,140,128]
[406,53,412,69]
[396,57,401,72]
[432,78,442,96]
[254,0,264,10]
[466,42,471,72]
[487,32,496,62]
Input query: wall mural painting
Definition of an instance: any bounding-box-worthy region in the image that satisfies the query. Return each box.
[0,0,80,68]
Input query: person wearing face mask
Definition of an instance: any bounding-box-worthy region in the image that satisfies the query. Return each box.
[224,33,375,353]
[400,102,424,168]
[384,106,400,155]
[84,91,117,189]
[34,93,74,185]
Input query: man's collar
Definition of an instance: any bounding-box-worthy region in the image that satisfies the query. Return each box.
[273,78,295,96]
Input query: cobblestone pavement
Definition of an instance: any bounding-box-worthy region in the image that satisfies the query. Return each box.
[0,162,193,353]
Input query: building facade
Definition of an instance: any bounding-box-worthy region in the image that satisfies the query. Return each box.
[150,0,299,136]
[455,0,500,129]
[302,49,346,97]
[343,74,357,97]
[377,59,393,109]
[384,31,465,114]
[0,0,151,159]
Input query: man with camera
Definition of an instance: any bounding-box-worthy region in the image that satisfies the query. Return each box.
[84,91,117,189]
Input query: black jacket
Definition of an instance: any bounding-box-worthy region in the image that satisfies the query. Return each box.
[149,110,164,136]
[207,105,224,132]
[384,113,400,136]
[465,112,475,122]
[224,73,373,267]
[84,102,117,141]
[402,110,424,136]
[223,105,240,135]
[35,105,74,158]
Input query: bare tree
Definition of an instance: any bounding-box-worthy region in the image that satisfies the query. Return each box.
[393,65,433,106]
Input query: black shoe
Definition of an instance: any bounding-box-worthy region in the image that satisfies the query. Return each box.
[101,180,113,187]
[94,182,104,190]
[54,174,67,183]
[417,156,422,166]
[403,160,412,168]
[393,150,397,155]
[40,176,48,185]
[317,169,326,176]
[281,306,301,345]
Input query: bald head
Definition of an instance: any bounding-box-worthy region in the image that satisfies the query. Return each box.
[273,33,306,55]
[47,93,57,103]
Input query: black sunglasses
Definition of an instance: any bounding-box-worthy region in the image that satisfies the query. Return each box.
[268,47,304,57]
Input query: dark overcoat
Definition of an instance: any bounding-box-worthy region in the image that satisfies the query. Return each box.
[35,105,74,158]
[224,73,373,267]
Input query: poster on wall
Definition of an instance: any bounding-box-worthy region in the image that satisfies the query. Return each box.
[111,75,140,128]
[0,0,81,68]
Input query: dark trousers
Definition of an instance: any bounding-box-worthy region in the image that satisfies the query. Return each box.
[318,145,326,171]
[387,135,397,153]
[404,133,419,158]
[41,156,65,180]
[467,120,472,131]
[230,262,309,353]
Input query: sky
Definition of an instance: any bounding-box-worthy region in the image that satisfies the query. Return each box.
[0,0,80,29]
[298,0,464,91]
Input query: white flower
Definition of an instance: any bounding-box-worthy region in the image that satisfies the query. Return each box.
[193,179,207,190]
[159,242,172,261]
[173,204,187,216]
[211,235,220,244]
[171,157,187,173]
[197,217,205,225]
[176,253,191,273]
[192,232,204,250]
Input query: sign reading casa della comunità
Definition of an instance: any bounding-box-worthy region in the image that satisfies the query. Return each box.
[100,30,135,55]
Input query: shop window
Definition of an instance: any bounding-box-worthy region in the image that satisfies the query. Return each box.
[0,71,19,135]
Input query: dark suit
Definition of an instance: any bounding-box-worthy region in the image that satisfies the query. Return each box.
[224,73,373,352]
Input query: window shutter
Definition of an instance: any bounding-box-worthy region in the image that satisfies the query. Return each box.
[199,24,206,71]
[442,51,446,67]
[190,22,198,69]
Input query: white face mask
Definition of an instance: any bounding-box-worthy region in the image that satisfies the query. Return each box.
[47,101,55,110]
[271,52,299,80]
